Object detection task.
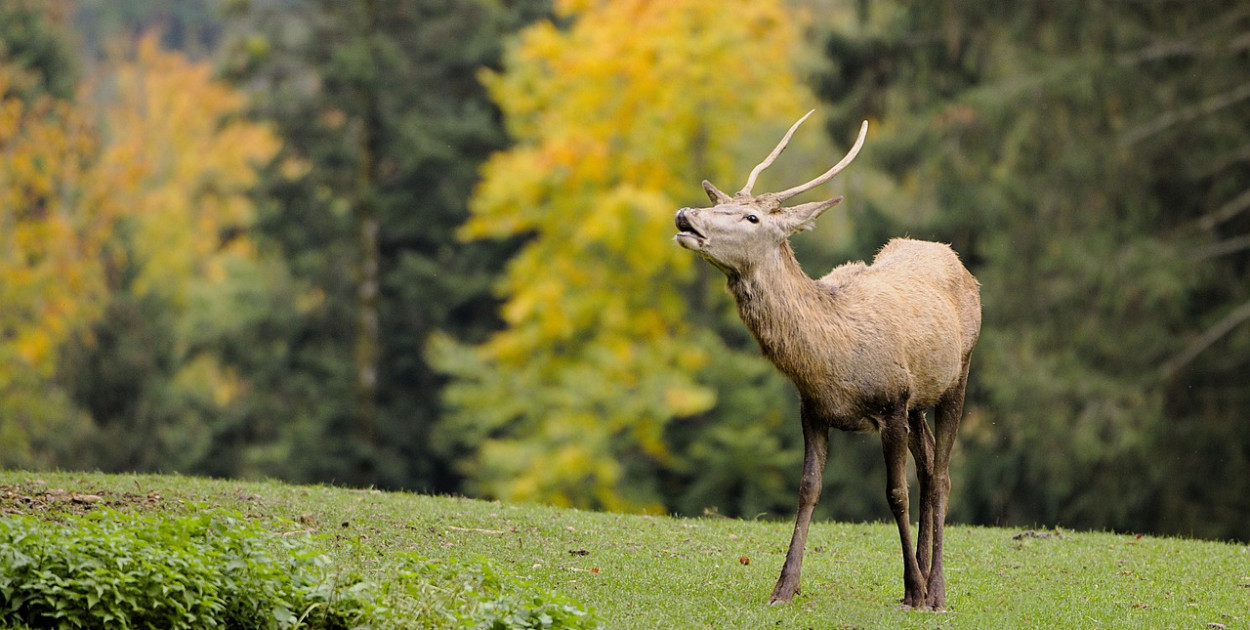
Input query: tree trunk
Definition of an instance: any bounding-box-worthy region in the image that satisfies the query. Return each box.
[352,0,381,482]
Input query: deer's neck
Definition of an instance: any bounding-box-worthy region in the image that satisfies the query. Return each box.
[726,242,834,376]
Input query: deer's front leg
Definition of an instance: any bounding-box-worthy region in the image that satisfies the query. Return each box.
[770,407,829,605]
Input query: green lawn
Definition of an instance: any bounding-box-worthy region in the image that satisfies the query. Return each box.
[1,471,1245,629]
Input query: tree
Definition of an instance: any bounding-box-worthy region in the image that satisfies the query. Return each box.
[815,1,1250,539]
[0,0,78,101]
[1,5,278,472]
[222,0,548,488]
[57,33,280,474]
[0,66,100,467]
[434,0,827,511]
[71,0,225,59]
[0,1,101,467]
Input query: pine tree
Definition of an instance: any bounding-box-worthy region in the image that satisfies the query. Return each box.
[222,0,548,489]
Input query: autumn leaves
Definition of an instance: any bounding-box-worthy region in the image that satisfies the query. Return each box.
[1,34,277,461]
[433,0,822,511]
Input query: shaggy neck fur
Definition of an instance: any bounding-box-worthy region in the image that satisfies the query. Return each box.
[726,241,840,387]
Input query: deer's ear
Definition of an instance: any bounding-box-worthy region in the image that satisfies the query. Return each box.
[703,180,732,204]
[780,197,842,234]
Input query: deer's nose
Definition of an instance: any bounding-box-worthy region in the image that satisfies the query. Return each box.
[675,208,696,231]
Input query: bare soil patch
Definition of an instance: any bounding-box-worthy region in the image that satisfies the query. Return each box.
[1,481,164,517]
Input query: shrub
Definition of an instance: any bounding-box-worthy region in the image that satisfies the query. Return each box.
[0,509,601,629]
[0,509,368,629]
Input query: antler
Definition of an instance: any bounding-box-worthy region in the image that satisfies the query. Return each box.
[703,113,868,207]
[771,119,867,203]
[739,110,816,197]
[737,111,868,203]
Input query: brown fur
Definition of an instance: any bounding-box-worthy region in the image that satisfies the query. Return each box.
[720,235,980,610]
[674,117,981,610]
[676,204,979,611]
[731,238,980,428]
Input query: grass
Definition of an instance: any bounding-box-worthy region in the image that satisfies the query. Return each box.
[2,470,1246,629]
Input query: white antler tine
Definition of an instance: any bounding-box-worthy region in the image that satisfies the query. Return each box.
[772,120,867,203]
[738,110,815,197]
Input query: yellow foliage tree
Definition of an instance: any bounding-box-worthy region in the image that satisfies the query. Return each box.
[0,34,278,467]
[93,34,279,307]
[77,35,280,464]
[0,68,101,378]
[434,0,820,511]
[0,63,105,463]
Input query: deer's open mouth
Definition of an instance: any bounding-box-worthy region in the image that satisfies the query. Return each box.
[674,210,706,245]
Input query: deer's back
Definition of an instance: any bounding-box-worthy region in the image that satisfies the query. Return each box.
[812,238,981,414]
[866,238,980,354]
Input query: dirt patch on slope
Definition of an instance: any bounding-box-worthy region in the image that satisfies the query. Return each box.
[1,482,165,517]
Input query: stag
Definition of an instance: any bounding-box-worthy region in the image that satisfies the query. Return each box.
[673,112,980,610]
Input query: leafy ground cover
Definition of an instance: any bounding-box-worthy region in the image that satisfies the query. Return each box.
[1,471,1246,629]
[0,509,373,628]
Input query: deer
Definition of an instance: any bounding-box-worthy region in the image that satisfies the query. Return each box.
[672,112,980,610]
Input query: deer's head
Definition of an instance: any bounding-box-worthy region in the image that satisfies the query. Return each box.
[674,112,867,276]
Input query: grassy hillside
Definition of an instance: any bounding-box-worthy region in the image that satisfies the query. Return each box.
[1,471,1245,629]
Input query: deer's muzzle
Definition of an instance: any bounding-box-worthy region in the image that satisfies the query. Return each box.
[674,209,704,238]
[673,208,707,250]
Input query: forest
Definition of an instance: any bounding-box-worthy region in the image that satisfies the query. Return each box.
[2,0,1248,542]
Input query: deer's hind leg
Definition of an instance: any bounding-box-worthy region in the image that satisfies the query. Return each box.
[908,408,935,581]
[881,405,926,608]
[926,365,970,610]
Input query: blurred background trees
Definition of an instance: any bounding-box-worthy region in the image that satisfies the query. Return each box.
[216,0,548,489]
[815,1,1250,539]
[1,0,1247,540]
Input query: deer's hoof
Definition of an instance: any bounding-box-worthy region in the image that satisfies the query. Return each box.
[925,577,946,609]
[768,581,799,605]
[901,588,928,610]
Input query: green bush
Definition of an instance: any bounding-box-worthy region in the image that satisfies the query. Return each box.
[0,509,601,630]
[0,509,367,630]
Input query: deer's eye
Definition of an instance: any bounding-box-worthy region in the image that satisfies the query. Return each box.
[745,214,759,224]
